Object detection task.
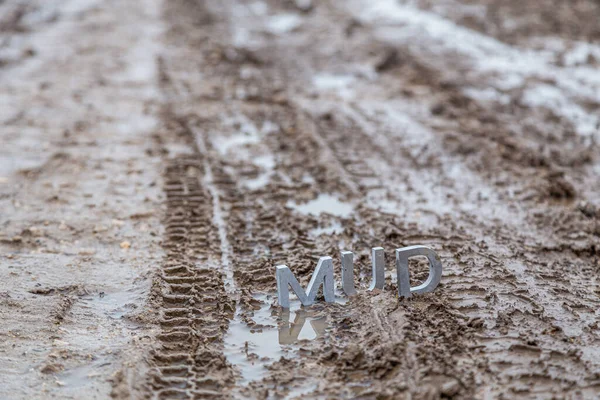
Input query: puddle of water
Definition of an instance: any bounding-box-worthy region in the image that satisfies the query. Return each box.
[212,131,261,156]
[61,0,101,15]
[224,295,332,385]
[279,309,327,345]
[522,84,598,137]
[464,87,511,105]
[57,360,106,389]
[563,41,600,67]
[244,173,271,190]
[212,117,279,190]
[368,197,403,215]
[301,174,315,184]
[287,194,354,218]
[267,14,302,34]
[0,155,42,178]
[244,154,276,190]
[224,307,282,384]
[254,154,276,170]
[313,73,355,89]
[212,113,268,157]
[261,120,279,134]
[54,288,146,391]
[286,383,319,399]
[193,125,236,290]
[0,130,51,177]
[81,290,139,319]
[313,73,356,98]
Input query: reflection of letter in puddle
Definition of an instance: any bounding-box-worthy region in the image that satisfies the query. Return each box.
[278,309,327,345]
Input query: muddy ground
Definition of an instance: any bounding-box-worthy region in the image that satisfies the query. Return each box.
[1,0,599,399]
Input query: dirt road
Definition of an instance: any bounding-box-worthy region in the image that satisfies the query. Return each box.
[1,0,599,399]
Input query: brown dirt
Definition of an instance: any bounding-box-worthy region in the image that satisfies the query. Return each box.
[1,0,599,399]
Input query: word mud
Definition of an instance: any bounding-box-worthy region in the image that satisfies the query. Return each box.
[276,245,443,308]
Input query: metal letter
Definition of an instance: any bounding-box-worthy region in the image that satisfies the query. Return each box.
[341,251,356,295]
[396,245,442,298]
[368,247,385,291]
[276,256,335,308]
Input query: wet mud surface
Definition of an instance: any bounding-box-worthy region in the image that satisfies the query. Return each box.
[1,0,599,399]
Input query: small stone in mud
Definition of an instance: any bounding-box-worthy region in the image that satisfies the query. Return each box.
[22,226,43,237]
[546,172,576,199]
[375,49,400,73]
[78,248,96,256]
[130,210,155,219]
[23,47,36,57]
[119,241,131,249]
[344,18,362,37]
[40,363,64,374]
[441,380,460,396]
[467,317,484,328]
[93,225,108,233]
[430,103,446,116]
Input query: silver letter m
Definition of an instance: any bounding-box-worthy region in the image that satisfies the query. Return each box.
[276,257,335,308]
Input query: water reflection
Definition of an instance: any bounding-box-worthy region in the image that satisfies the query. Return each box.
[278,309,328,345]
[223,295,332,385]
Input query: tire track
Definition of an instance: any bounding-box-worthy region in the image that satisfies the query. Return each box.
[145,44,237,396]
[147,137,235,398]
